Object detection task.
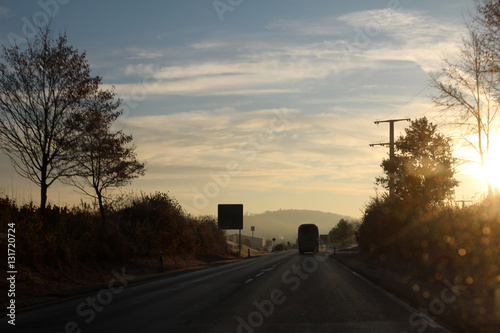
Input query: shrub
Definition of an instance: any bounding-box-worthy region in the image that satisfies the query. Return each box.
[0,192,230,269]
[356,193,500,292]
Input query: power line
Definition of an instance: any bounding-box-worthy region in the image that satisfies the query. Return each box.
[379,53,466,121]
[381,85,431,120]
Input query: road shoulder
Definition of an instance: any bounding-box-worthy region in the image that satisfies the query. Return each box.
[331,248,500,333]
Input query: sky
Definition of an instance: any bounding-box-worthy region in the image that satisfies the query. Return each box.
[0,0,488,219]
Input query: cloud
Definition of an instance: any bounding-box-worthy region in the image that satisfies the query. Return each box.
[125,48,165,60]
[338,9,460,41]
[190,41,229,49]
[99,8,471,214]
[338,9,465,71]
[114,55,342,96]
[109,9,465,100]
[121,107,384,205]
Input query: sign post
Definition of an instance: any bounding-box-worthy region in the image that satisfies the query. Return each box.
[218,204,243,257]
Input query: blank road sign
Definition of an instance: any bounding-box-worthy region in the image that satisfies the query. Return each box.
[218,204,243,229]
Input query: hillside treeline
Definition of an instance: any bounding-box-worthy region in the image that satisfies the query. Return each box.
[0,192,228,268]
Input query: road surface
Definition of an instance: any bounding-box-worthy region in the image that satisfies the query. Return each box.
[3,250,452,332]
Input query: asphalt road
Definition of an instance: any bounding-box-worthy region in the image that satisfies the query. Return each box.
[3,250,452,332]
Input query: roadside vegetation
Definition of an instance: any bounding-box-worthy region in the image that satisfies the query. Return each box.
[328,218,359,248]
[353,2,500,328]
[354,192,500,331]
[354,115,500,330]
[0,192,229,300]
[0,192,228,265]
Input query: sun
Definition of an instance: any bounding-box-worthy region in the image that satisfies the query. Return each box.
[459,133,500,193]
[474,133,500,191]
[483,150,500,190]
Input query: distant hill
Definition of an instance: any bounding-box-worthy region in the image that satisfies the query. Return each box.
[237,209,354,244]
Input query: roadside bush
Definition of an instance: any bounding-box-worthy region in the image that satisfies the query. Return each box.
[356,196,414,255]
[0,192,229,270]
[356,192,500,311]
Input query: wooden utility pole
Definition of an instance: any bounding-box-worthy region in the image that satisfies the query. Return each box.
[370,118,410,197]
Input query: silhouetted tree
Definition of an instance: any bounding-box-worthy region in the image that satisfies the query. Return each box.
[62,92,145,227]
[376,117,459,210]
[0,25,110,213]
[329,219,355,246]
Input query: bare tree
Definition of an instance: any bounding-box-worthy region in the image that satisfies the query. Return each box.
[0,25,101,212]
[474,1,500,97]
[474,0,500,51]
[430,22,499,194]
[63,91,145,227]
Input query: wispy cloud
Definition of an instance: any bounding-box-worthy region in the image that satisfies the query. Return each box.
[110,9,464,99]
[338,9,465,71]
[102,9,466,212]
[123,108,382,200]
[115,56,340,96]
[338,9,460,40]
[190,41,229,49]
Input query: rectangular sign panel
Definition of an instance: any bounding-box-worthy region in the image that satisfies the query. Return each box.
[320,234,328,245]
[218,204,243,230]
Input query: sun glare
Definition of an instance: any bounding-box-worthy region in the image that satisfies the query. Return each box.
[483,149,500,190]
[471,134,500,191]
[460,133,500,192]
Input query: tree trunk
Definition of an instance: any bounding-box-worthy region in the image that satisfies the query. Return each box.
[40,163,48,215]
[96,189,106,232]
[40,183,48,215]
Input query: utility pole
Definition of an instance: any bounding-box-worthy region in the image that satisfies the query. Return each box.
[251,226,255,248]
[370,118,410,197]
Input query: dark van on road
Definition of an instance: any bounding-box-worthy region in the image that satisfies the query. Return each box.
[298,224,319,254]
